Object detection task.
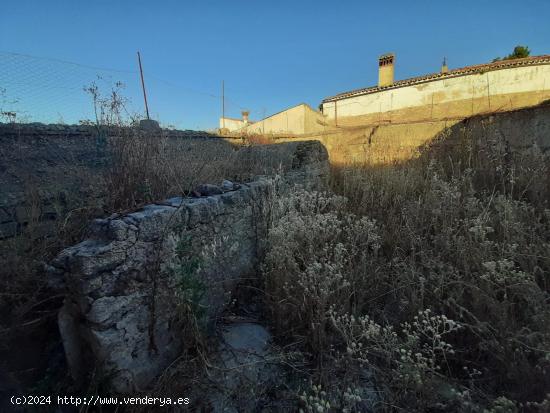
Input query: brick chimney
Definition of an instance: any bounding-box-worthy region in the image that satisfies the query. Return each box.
[241,110,250,125]
[378,53,395,87]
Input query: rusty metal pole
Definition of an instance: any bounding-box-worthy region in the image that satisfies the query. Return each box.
[137,51,150,120]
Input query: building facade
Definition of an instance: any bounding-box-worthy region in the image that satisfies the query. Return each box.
[219,111,254,133]
[320,54,550,127]
[232,103,325,136]
[220,54,550,137]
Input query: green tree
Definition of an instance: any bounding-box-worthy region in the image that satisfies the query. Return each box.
[493,45,530,62]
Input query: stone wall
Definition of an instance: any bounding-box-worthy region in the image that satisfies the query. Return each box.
[0,122,215,240]
[272,102,550,165]
[48,141,329,393]
[433,100,550,151]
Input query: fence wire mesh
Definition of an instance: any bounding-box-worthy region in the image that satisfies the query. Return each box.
[0,51,247,130]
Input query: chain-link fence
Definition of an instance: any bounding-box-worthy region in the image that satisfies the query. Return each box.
[0,51,248,130]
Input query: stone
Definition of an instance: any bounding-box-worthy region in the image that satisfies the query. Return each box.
[221,179,240,192]
[44,263,65,290]
[57,301,84,384]
[220,322,271,366]
[160,197,185,207]
[208,322,281,412]
[195,184,223,196]
[139,119,161,131]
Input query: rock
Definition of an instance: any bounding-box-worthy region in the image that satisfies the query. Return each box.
[208,322,281,412]
[286,141,330,191]
[221,180,241,192]
[57,301,84,384]
[195,184,223,196]
[44,263,65,290]
[221,322,271,361]
[139,119,161,131]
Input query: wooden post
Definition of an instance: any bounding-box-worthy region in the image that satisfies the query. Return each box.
[137,51,150,120]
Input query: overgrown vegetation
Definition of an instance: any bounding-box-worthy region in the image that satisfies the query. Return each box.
[263,132,550,411]
[3,77,550,411]
[0,83,294,398]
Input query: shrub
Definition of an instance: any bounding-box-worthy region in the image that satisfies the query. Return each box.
[263,189,380,358]
[265,139,550,411]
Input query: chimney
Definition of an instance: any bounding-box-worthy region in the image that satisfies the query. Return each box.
[441,57,449,74]
[378,53,395,87]
[241,110,250,125]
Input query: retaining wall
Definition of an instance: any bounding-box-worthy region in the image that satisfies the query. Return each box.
[273,102,550,164]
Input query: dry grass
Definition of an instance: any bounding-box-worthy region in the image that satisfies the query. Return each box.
[103,129,293,211]
[0,124,295,397]
[262,130,550,411]
[3,99,550,412]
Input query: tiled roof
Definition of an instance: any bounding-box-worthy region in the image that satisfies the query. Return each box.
[322,55,550,103]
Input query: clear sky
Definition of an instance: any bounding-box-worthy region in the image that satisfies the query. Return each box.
[1,0,549,129]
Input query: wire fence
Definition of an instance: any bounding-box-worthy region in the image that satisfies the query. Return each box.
[0,51,247,130]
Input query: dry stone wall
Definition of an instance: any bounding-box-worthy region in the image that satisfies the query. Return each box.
[48,141,329,393]
[0,122,214,240]
[0,123,214,240]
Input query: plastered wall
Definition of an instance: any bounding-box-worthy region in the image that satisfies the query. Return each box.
[238,104,326,136]
[322,64,550,126]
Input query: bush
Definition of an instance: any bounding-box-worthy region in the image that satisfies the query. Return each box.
[263,190,380,358]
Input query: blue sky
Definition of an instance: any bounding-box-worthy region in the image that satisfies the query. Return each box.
[1,0,549,129]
